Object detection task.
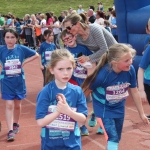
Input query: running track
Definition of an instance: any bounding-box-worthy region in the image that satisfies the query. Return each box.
[0,58,150,150]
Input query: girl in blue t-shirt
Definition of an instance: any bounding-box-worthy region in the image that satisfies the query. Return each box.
[36,49,88,150]
[82,43,149,150]
[0,29,39,141]
[38,29,56,86]
[138,42,150,120]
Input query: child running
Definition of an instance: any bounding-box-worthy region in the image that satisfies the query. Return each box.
[60,29,95,136]
[138,40,150,119]
[36,49,88,150]
[82,43,149,150]
[38,29,56,86]
[0,29,39,141]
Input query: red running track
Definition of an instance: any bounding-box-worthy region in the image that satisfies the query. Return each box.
[0,58,150,150]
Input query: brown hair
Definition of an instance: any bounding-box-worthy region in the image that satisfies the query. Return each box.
[60,29,71,40]
[45,49,75,84]
[63,13,88,30]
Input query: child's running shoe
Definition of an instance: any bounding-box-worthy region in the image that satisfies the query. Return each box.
[147,115,150,120]
[80,125,89,136]
[7,130,15,141]
[88,112,97,127]
[13,123,19,134]
[96,127,104,134]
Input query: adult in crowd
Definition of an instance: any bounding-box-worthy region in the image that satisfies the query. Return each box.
[35,13,48,42]
[63,13,117,63]
[0,14,5,45]
[2,15,12,29]
[68,7,73,15]
[21,14,32,46]
[45,12,53,30]
[110,10,118,42]
[58,11,65,23]
[52,16,61,49]
[77,5,84,14]
[108,8,114,24]
[63,13,117,133]
[94,10,105,26]
[87,9,96,24]
[89,5,96,17]
[97,2,104,11]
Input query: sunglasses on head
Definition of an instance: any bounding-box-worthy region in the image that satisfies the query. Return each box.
[66,23,77,30]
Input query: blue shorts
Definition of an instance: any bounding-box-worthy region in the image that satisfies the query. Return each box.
[2,93,26,100]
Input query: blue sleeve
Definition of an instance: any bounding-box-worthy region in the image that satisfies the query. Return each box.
[84,46,93,56]
[81,45,93,56]
[139,45,150,69]
[36,87,50,120]
[19,45,36,59]
[144,35,150,46]
[90,68,106,91]
[39,43,44,55]
[76,87,88,117]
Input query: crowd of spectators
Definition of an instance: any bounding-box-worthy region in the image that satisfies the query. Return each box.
[0,2,116,49]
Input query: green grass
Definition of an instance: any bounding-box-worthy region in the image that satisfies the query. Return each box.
[0,0,113,18]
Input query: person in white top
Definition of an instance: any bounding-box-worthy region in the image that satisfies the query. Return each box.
[77,5,84,14]
[52,16,61,49]
[94,10,105,26]
[35,13,48,35]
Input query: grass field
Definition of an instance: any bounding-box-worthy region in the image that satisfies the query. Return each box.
[0,0,113,18]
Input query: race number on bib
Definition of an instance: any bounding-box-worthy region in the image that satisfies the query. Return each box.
[5,59,21,76]
[45,51,52,61]
[46,105,77,131]
[106,83,130,103]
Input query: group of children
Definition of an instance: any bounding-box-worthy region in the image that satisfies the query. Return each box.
[0,26,150,150]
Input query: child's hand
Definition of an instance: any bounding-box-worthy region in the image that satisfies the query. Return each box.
[140,114,150,125]
[56,93,71,115]
[139,91,147,103]
[78,55,90,63]
[40,65,44,70]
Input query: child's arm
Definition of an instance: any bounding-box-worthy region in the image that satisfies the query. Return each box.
[56,94,86,124]
[137,67,147,102]
[39,54,44,70]
[37,111,60,127]
[129,87,149,125]
[83,88,92,98]
[22,52,39,67]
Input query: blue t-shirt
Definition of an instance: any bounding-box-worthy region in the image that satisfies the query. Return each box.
[67,44,93,86]
[90,64,136,118]
[0,44,36,95]
[111,18,117,36]
[39,42,56,66]
[144,35,150,47]
[139,44,150,85]
[15,22,21,35]
[36,80,88,150]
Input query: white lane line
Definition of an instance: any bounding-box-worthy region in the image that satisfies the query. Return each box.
[126,107,138,112]
[85,136,105,149]
[24,98,36,106]
[7,142,39,147]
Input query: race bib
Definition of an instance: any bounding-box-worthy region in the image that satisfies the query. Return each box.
[5,59,21,76]
[46,105,77,131]
[45,51,52,61]
[73,61,87,79]
[106,83,130,103]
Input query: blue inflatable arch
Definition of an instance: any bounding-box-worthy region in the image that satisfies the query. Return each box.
[114,0,150,73]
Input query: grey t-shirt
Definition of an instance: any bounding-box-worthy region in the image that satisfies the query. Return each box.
[76,23,117,63]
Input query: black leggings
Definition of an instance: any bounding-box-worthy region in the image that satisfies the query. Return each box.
[144,83,150,105]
